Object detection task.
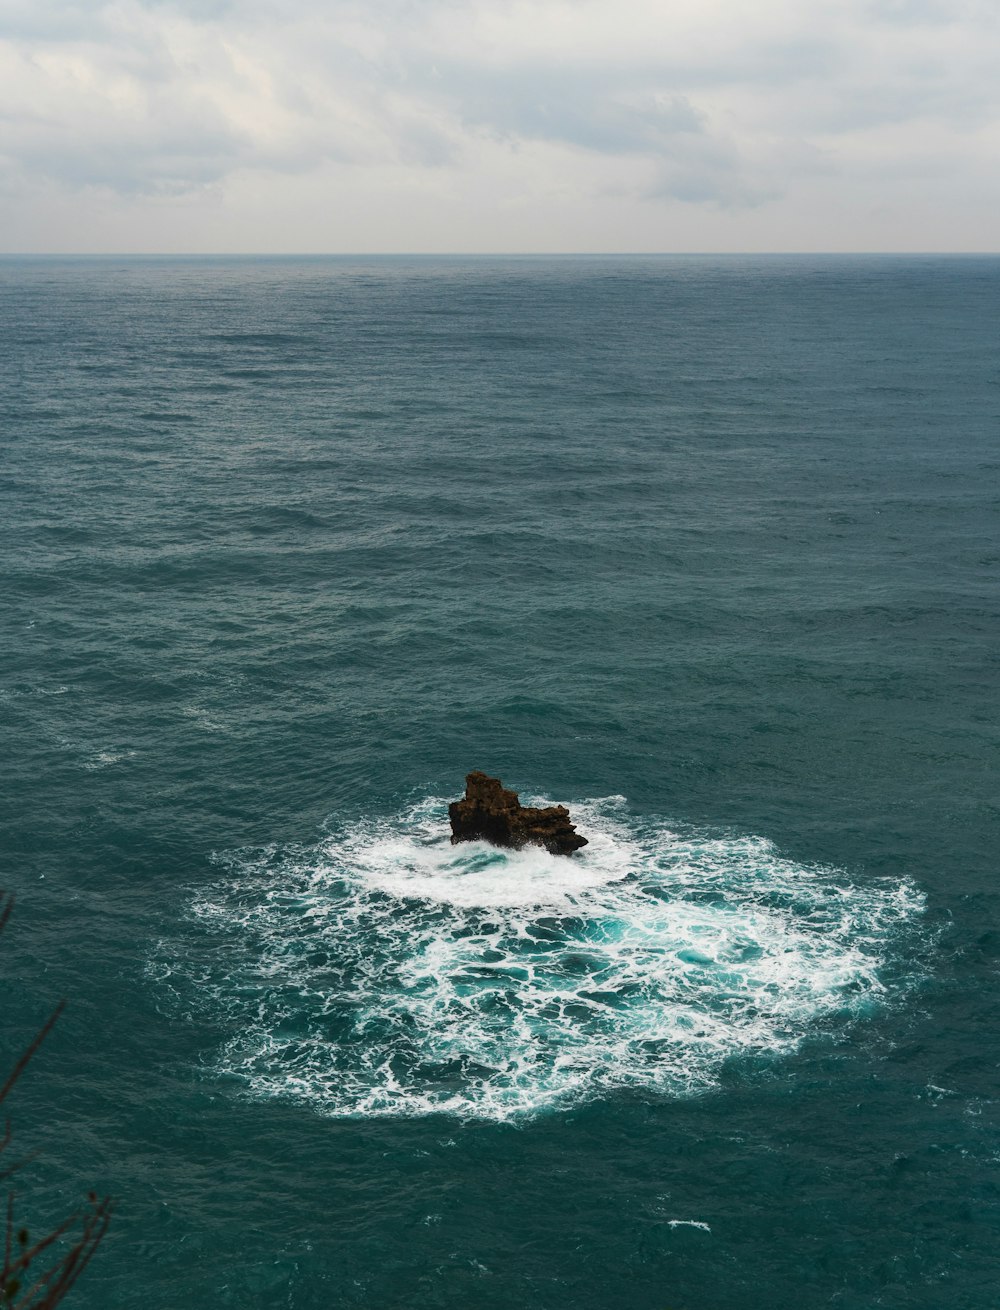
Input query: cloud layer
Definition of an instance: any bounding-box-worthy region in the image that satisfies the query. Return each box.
[1,0,998,249]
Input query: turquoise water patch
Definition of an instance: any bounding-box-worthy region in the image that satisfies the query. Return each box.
[153,797,925,1120]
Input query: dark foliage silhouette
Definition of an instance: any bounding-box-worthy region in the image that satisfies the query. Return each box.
[0,893,110,1307]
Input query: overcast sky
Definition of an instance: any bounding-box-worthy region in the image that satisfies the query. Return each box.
[1,0,998,252]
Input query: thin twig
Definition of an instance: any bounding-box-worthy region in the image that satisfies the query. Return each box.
[3,1191,12,1285]
[15,1198,112,1309]
[0,1004,65,1112]
[0,894,111,1308]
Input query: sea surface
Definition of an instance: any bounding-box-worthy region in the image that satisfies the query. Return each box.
[0,254,997,1308]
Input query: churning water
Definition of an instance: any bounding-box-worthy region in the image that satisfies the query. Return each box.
[153,796,926,1121]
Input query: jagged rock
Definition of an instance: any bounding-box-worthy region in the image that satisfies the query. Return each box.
[448,771,588,856]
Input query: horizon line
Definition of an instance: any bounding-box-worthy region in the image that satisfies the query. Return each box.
[2,249,999,259]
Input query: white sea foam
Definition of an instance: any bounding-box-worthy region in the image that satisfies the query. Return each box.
[83,747,137,770]
[158,795,927,1121]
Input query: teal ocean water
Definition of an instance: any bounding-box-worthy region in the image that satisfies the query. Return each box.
[1,254,997,1308]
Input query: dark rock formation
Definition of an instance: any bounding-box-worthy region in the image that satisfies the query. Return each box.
[448,771,588,856]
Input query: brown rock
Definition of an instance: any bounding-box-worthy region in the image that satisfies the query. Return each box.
[448,771,588,856]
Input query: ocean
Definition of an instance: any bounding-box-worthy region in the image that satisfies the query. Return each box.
[0,253,997,1308]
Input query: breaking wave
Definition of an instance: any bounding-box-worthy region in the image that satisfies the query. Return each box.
[152,796,927,1121]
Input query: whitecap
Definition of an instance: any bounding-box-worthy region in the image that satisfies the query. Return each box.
[153,795,928,1122]
[82,747,137,770]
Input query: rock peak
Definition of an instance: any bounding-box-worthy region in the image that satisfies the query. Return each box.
[448,771,588,856]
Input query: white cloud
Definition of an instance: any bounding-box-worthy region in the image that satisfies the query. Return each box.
[0,0,997,248]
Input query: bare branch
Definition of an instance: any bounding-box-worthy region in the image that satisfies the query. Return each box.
[0,894,111,1309]
[0,1003,65,1112]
